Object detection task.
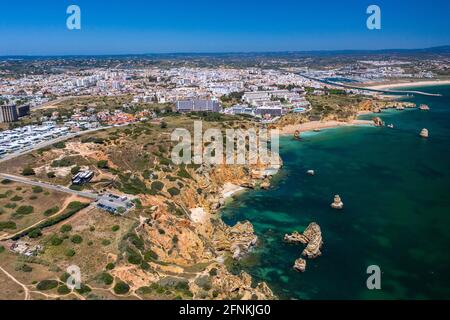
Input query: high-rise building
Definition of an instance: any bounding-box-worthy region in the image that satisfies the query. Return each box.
[0,104,30,123]
[176,99,221,113]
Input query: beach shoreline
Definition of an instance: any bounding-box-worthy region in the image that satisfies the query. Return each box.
[279,119,373,135]
[361,79,450,90]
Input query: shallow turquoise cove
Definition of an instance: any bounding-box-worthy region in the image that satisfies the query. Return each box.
[221,85,450,300]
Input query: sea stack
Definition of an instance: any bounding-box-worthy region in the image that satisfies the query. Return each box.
[307,170,315,176]
[293,258,307,272]
[420,128,429,138]
[331,195,344,210]
[294,130,301,140]
[372,117,384,127]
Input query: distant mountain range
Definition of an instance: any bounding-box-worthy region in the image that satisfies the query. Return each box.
[1,45,449,59]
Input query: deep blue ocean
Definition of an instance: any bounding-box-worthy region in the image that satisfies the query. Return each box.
[221,85,450,299]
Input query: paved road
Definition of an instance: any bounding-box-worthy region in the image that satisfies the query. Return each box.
[0,173,99,200]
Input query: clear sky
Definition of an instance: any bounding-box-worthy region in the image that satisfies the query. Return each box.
[0,0,449,55]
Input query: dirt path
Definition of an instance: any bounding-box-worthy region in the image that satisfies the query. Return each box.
[0,265,30,300]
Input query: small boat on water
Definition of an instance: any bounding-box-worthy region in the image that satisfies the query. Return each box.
[419,104,430,111]
[387,124,394,129]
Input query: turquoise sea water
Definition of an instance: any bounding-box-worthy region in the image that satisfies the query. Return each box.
[221,85,450,300]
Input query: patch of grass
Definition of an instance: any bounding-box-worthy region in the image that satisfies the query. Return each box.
[50,235,64,246]
[12,202,89,240]
[65,248,76,257]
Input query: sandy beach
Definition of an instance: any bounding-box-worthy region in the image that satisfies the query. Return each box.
[280,119,373,135]
[222,182,246,199]
[363,79,450,90]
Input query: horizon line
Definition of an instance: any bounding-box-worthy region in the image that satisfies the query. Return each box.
[1,45,449,58]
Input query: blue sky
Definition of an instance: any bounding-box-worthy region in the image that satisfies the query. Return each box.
[0,0,449,55]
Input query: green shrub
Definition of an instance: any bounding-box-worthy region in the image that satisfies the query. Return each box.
[5,203,17,209]
[144,250,158,261]
[151,181,164,192]
[10,195,23,202]
[209,268,218,276]
[101,239,111,246]
[60,224,72,233]
[18,264,33,273]
[71,235,83,244]
[167,187,180,197]
[177,167,192,179]
[105,263,115,270]
[47,172,56,178]
[114,281,130,295]
[71,166,81,175]
[57,285,71,295]
[15,205,34,215]
[97,160,109,169]
[21,167,35,176]
[69,184,84,191]
[28,228,42,239]
[53,141,66,149]
[100,272,114,285]
[43,206,59,217]
[127,247,142,265]
[0,246,5,253]
[1,179,12,184]
[67,201,86,210]
[75,284,92,295]
[112,225,120,232]
[36,280,58,291]
[0,221,16,231]
[32,186,44,193]
[50,235,63,246]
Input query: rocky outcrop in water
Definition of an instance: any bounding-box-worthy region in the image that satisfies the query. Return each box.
[293,258,306,272]
[285,222,323,272]
[299,223,323,258]
[420,128,429,138]
[372,117,384,127]
[331,195,344,210]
